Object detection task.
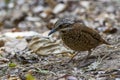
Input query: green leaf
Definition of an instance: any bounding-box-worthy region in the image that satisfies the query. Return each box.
[5,0,11,4]
[26,73,36,80]
[8,62,16,68]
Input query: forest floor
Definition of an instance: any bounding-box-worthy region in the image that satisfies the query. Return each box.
[0,0,120,80]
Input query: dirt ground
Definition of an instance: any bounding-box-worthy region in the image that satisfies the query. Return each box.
[0,0,120,80]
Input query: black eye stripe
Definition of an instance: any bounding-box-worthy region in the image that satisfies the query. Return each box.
[59,23,71,29]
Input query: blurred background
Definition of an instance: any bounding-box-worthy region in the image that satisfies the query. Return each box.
[0,0,119,34]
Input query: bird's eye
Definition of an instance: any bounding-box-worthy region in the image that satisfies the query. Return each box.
[60,23,70,29]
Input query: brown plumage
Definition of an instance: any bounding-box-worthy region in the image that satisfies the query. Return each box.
[48,17,109,62]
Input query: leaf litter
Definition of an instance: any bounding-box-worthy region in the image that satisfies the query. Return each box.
[0,0,120,80]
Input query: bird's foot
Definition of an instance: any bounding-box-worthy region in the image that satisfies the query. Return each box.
[67,52,79,63]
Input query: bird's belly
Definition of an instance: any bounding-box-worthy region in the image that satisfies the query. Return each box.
[61,33,99,51]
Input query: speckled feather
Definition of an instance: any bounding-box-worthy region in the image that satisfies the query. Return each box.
[60,23,109,51]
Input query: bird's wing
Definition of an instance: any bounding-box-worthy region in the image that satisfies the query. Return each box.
[82,26,101,40]
[80,25,109,45]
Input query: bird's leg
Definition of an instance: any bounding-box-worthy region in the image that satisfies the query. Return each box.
[68,51,79,63]
[83,49,92,62]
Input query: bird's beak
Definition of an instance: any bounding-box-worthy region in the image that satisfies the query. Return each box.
[48,28,57,36]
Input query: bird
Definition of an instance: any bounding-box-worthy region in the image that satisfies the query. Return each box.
[48,17,109,62]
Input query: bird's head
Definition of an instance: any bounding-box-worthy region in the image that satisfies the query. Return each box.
[48,17,75,36]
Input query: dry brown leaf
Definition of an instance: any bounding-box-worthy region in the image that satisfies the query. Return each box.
[53,3,67,14]
[28,36,72,56]
[8,75,21,80]
[5,38,28,52]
